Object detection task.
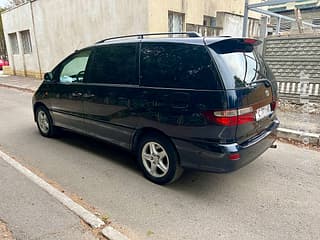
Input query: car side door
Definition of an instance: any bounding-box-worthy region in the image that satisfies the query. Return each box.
[83,43,140,149]
[49,49,92,133]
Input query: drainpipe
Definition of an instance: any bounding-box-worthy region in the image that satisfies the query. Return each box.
[29,1,42,78]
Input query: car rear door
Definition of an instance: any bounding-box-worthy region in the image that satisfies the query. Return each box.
[208,38,278,144]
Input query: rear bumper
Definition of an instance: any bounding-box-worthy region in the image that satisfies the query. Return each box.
[173,119,280,172]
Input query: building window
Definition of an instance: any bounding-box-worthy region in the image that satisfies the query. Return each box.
[20,30,32,54]
[203,16,216,27]
[168,11,185,32]
[9,33,19,55]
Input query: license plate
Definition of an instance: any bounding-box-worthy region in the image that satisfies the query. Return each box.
[255,104,272,121]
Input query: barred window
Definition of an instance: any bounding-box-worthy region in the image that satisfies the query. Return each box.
[203,15,216,27]
[168,11,185,32]
[20,30,32,54]
[9,33,19,55]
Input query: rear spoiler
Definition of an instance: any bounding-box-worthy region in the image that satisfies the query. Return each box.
[206,38,262,54]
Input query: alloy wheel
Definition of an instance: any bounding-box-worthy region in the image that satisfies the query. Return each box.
[37,110,50,134]
[141,141,169,178]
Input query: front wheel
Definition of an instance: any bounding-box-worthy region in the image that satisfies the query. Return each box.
[137,134,183,185]
[35,106,56,137]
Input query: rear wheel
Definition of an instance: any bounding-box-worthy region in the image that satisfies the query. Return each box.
[35,106,56,137]
[137,134,183,185]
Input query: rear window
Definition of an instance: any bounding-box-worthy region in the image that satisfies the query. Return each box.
[140,43,221,90]
[209,39,268,88]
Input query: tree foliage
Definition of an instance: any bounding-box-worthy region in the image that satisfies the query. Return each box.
[0,7,7,58]
[8,0,29,7]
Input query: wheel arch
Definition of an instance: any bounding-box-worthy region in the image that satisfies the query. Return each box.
[33,102,49,122]
[131,127,180,163]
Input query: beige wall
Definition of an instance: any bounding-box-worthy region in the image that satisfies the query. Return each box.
[147,0,260,32]
[2,0,262,78]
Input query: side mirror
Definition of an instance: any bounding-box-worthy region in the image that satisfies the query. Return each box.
[44,72,53,82]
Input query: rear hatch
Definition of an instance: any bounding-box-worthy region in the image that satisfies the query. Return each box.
[207,38,278,144]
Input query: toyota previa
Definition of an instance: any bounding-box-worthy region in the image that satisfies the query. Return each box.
[33,33,279,184]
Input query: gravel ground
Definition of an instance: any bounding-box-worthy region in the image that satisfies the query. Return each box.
[0,220,14,240]
[279,100,320,115]
[277,100,320,133]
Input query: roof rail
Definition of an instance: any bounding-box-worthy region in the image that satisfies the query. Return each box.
[95,32,201,44]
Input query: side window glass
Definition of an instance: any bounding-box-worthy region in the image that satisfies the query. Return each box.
[88,44,137,85]
[59,50,91,83]
[140,43,221,90]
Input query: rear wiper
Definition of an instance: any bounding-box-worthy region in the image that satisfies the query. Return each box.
[250,78,272,87]
[253,68,267,78]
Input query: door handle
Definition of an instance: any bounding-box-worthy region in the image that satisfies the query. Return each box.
[170,93,190,110]
[71,92,83,97]
[83,93,95,98]
[171,103,189,109]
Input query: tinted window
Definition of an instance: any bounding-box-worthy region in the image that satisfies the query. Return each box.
[209,39,268,89]
[59,49,91,83]
[214,51,267,88]
[88,44,137,84]
[140,43,221,90]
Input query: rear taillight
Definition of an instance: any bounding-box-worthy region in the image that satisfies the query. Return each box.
[203,107,254,126]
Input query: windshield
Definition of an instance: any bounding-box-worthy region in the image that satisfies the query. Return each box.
[218,51,267,88]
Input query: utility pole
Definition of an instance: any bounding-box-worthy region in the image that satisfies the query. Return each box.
[242,0,249,37]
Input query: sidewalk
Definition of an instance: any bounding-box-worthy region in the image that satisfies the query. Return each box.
[0,73,319,145]
[0,74,41,92]
[0,156,97,240]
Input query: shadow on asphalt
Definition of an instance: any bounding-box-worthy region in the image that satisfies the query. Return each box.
[55,129,139,172]
[40,128,255,194]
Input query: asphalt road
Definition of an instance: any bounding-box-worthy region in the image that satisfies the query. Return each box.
[0,157,97,240]
[0,86,319,240]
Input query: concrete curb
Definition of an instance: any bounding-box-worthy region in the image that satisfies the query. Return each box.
[102,226,130,240]
[277,127,320,145]
[0,83,35,93]
[0,149,133,240]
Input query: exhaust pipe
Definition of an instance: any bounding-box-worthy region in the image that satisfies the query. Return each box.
[270,144,277,149]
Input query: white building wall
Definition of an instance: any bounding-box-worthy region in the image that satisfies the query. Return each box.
[2,0,149,76]
[216,12,260,37]
[32,0,149,73]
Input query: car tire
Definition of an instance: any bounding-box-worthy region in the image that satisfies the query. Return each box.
[35,106,56,137]
[137,134,183,185]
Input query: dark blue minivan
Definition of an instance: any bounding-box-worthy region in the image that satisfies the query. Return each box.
[33,33,279,184]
